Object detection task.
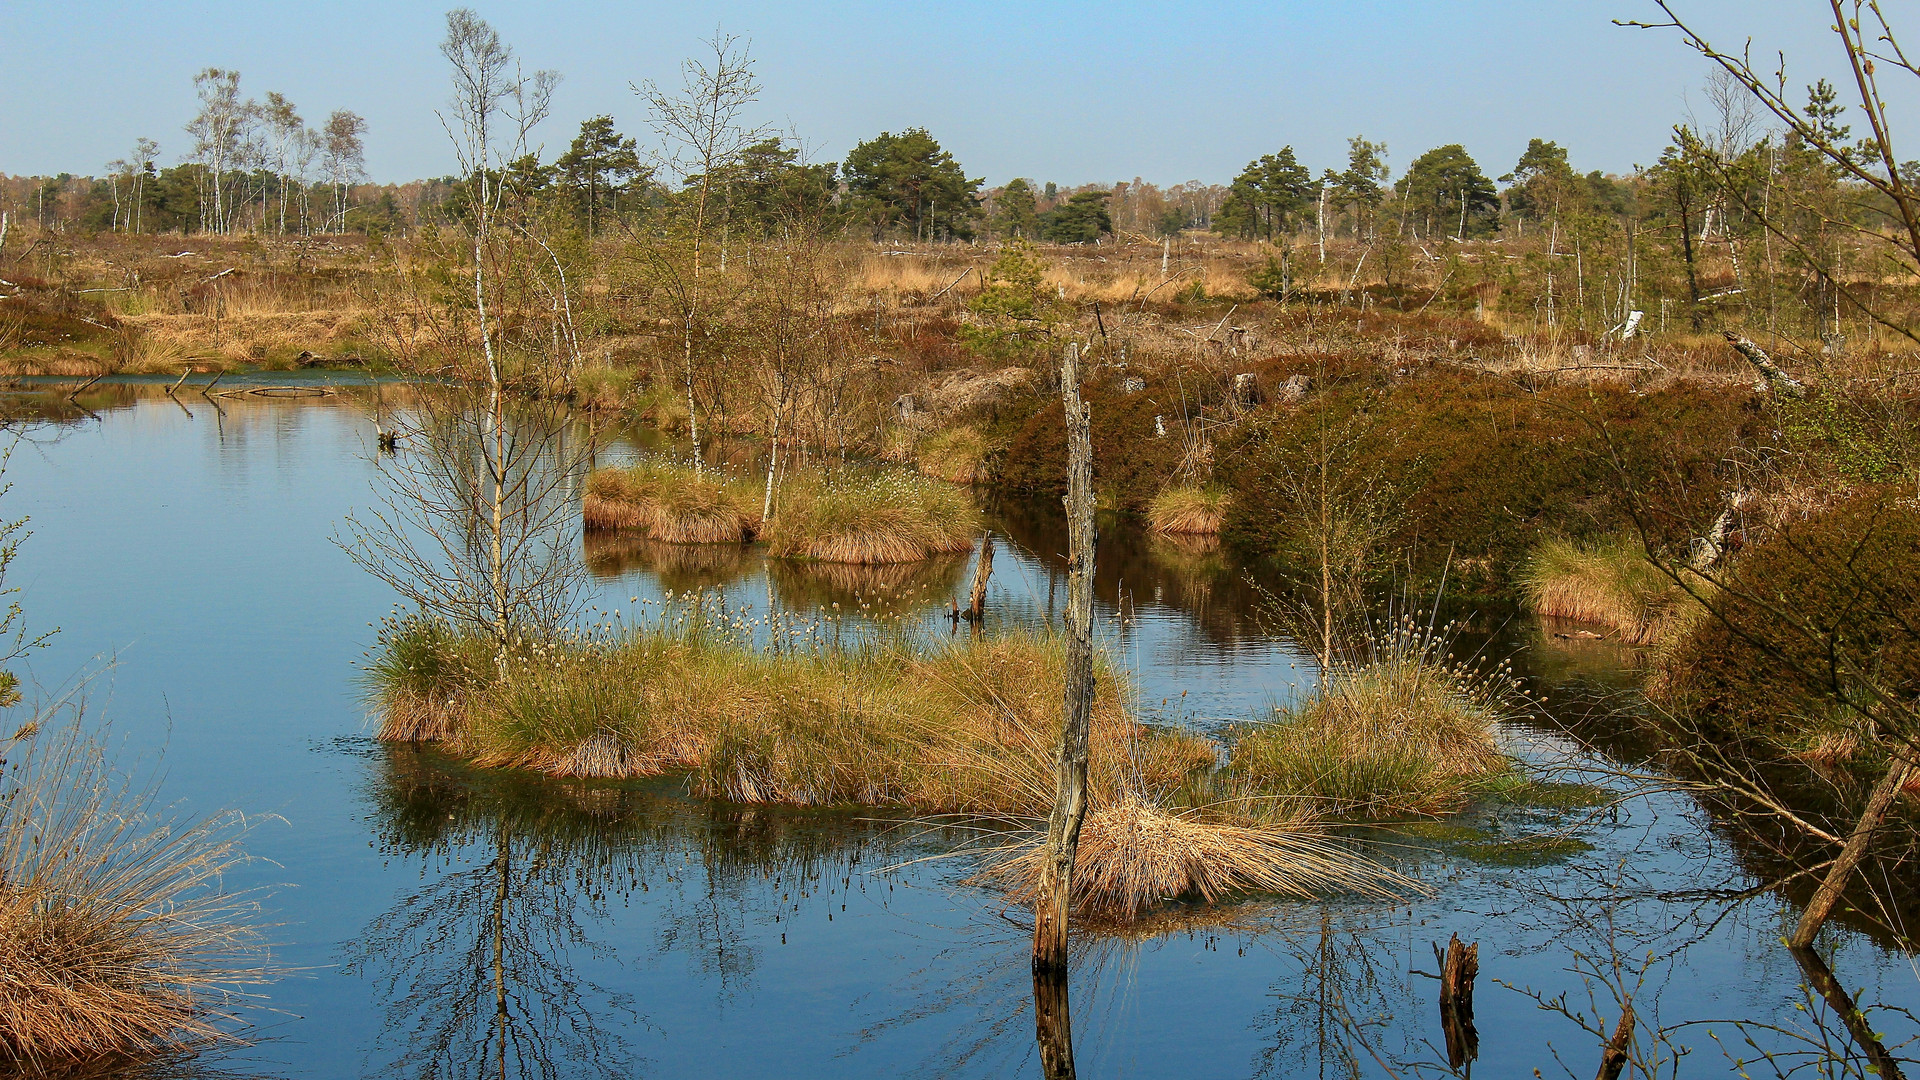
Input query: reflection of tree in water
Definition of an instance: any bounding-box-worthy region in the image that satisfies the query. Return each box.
[347,749,644,1080]
[988,498,1266,645]
[351,747,921,1074]
[1254,907,1423,1080]
[853,900,1337,1079]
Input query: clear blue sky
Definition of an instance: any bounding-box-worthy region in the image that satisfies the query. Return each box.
[0,1,1889,186]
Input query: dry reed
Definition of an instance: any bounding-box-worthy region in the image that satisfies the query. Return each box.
[973,793,1414,919]
[915,426,990,484]
[763,471,978,564]
[1230,620,1515,818]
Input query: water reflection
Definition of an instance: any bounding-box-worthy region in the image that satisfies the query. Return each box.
[346,750,642,1080]
[582,532,751,591]
[767,554,968,618]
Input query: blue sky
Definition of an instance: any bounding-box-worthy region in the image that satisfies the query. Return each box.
[0,1,1890,186]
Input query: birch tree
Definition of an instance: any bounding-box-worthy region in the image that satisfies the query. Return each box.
[187,68,247,234]
[633,31,767,475]
[322,109,369,233]
[263,92,304,235]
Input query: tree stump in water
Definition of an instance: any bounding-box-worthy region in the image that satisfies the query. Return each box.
[963,535,994,622]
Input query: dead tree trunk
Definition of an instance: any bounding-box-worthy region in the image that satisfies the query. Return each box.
[1789,753,1914,948]
[1724,331,1806,398]
[1034,341,1096,977]
[965,535,994,622]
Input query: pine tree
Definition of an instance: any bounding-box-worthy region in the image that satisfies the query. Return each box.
[555,115,642,235]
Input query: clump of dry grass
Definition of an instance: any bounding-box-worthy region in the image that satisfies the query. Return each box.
[365,610,1212,818]
[915,425,990,484]
[1146,485,1229,535]
[0,710,266,1067]
[764,470,978,564]
[1518,535,1691,645]
[972,793,1414,920]
[1230,620,1515,818]
[583,461,760,543]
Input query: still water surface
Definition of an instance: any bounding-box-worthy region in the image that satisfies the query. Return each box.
[9,382,1916,1078]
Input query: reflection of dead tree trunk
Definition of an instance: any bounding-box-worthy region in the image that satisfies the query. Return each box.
[492,822,509,1080]
[1032,342,1095,1080]
[1435,934,1478,1070]
[1032,964,1075,1080]
[1789,753,1915,948]
[1596,1002,1635,1080]
[1789,944,1909,1080]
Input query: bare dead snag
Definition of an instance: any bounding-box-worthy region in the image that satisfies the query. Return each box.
[964,535,994,622]
[1034,342,1095,988]
[1595,1002,1635,1080]
[1724,331,1806,399]
[1435,934,1479,1070]
[1789,753,1915,949]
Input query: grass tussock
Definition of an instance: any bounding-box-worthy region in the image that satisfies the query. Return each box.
[973,793,1414,920]
[763,471,978,564]
[583,461,759,544]
[1518,535,1689,644]
[916,426,990,484]
[0,712,265,1067]
[1147,485,1230,535]
[1229,621,1515,818]
[366,607,1211,817]
[365,605,1448,918]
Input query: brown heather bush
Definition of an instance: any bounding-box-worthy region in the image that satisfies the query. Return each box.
[582,461,760,543]
[0,712,266,1067]
[1651,489,1920,758]
[1146,485,1229,535]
